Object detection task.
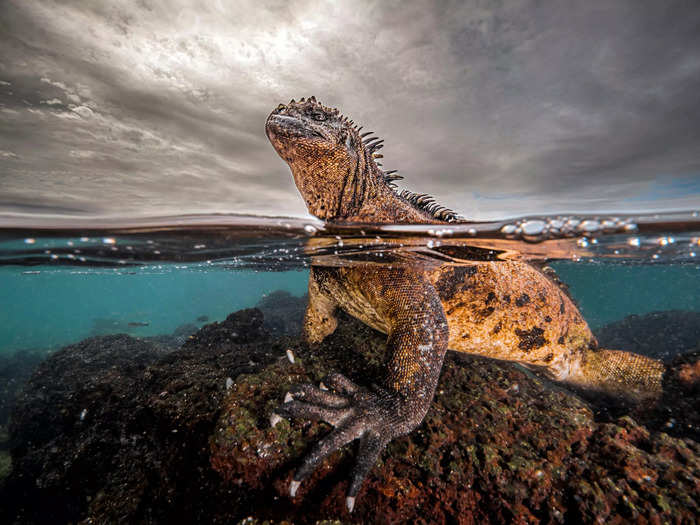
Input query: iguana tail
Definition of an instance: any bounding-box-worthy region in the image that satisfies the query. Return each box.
[564,348,665,402]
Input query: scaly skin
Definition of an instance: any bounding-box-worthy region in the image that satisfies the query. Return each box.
[265,97,665,512]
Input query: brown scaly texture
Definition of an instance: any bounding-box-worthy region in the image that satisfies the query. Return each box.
[265,96,666,510]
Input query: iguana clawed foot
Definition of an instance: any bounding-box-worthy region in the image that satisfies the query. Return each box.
[272,372,408,512]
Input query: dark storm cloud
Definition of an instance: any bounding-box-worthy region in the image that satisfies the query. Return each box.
[0,0,698,220]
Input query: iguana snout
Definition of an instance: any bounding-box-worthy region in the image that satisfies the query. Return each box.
[265,97,354,164]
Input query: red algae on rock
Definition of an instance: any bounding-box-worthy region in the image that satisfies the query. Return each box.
[211,312,700,524]
[2,307,698,524]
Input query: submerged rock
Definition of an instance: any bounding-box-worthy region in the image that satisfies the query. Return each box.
[255,290,307,336]
[595,310,700,361]
[1,312,281,524]
[211,314,700,524]
[1,308,698,524]
[0,349,44,427]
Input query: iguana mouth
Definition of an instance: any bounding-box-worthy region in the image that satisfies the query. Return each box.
[266,113,324,140]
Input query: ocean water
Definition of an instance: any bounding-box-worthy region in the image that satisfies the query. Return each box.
[0,211,699,523]
[1,213,699,352]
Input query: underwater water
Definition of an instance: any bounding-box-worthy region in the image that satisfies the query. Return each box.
[0,211,699,523]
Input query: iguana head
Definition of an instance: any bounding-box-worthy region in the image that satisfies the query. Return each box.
[266,96,459,223]
[265,96,382,221]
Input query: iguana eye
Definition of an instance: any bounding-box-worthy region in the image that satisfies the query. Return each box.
[312,112,326,121]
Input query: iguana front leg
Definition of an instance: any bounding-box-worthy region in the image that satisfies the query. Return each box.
[303,267,339,344]
[274,268,449,512]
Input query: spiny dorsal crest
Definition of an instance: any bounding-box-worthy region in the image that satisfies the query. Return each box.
[293,96,461,223]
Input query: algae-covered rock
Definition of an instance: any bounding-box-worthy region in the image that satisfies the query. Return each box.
[211,313,700,524]
[1,310,282,524]
[2,306,699,524]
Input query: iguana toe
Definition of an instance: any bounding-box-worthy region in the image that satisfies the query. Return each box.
[274,372,404,510]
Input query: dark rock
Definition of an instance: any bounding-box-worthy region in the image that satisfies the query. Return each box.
[595,310,700,361]
[1,309,281,525]
[173,322,198,338]
[183,307,268,349]
[255,290,307,336]
[633,350,700,443]
[210,314,700,524]
[2,309,698,524]
[0,350,44,428]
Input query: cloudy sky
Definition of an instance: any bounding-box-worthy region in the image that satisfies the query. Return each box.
[1,0,699,221]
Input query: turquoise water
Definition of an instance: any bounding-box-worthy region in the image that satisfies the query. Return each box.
[552,261,700,330]
[0,266,308,353]
[2,263,698,354]
[0,214,698,354]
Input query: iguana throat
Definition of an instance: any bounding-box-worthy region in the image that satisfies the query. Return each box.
[265,96,459,223]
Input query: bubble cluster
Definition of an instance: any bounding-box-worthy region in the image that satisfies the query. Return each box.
[499,216,637,242]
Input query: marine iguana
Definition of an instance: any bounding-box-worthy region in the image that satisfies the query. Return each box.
[265,96,665,512]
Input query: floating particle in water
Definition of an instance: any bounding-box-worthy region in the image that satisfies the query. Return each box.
[577,238,589,248]
[225,377,233,390]
[467,228,477,236]
[102,237,116,245]
[79,408,87,421]
[628,237,641,247]
[24,238,35,244]
[303,224,317,234]
[286,349,295,363]
[427,240,434,248]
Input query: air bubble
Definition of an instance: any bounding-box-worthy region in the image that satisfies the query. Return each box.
[521,220,546,236]
[303,224,317,234]
[577,220,600,233]
[500,224,517,235]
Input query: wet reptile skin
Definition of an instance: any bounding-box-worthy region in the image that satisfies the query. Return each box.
[265,97,665,511]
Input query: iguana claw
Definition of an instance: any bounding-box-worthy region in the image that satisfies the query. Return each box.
[275,373,402,511]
